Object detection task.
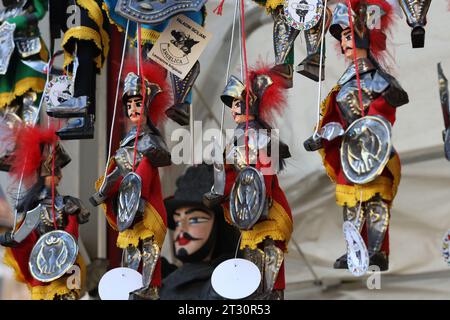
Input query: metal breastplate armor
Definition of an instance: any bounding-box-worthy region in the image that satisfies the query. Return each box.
[114,145,143,176]
[37,192,68,236]
[114,125,171,176]
[336,58,389,126]
[225,122,270,171]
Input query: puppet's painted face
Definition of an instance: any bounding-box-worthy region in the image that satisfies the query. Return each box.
[231,98,254,124]
[340,28,367,60]
[44,174,61,188]
[126,96,146,125]
[173,206,214,258]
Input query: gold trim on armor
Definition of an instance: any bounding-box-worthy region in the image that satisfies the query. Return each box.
[254,0,285,13]
[76,0,110,64]
[62,26,103,70]
[223,200,293,251]
[0,77,46,109]
[101,2,160,45]
[335,154,401,208]
[4,248,86,300]
[318,85,341,182]
[116,202,167,249]
[102,2,124,33]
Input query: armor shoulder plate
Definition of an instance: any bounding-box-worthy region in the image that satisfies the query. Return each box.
[375,70,409,108]
[137,132,171,167]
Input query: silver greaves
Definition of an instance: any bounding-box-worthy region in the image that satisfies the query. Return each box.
[242,239,284,299]
[365,197,389,254]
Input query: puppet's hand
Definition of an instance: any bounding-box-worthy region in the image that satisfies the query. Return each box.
[303,135,323,152]
[0,231,18,247]
[203,191,226,208]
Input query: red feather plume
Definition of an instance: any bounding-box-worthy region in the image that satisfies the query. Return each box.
[349,0,395,60]
[9,125,58,184]
[121,58,172,126]
[248,61,288,125]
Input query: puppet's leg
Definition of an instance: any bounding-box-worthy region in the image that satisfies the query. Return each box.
[165,61,200,126]
[296,8,331,82]
[365,196,390,271]
[122,245,142,270]
[129,237,161,300]
[271,6,300,88]
[54,41,97,140]
[242,246,265,295]
[334,204,366,269]
[48,0,108,140]
[262,238,284,300]
[242,239,285,300]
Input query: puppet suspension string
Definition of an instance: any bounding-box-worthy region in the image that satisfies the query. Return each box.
[239,0,250,166]
[51,140,58,230]
[219,0,240,149]
[345,0,365,117]
[132,23,147,172]
[103,19,130,185]
[313,0,328,137]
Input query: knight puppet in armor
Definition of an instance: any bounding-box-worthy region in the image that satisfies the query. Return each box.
[0,0,49,169]
[303,0,409,271]
[252,0,331,85]
[102,0,207,126]
[90,61,172,300]
[0,126,89,300]
[45,0,110,140]
[160,164,240,300]
[203,63,293,300]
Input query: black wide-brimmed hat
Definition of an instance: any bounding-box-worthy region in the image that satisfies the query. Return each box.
[165,164,221,230]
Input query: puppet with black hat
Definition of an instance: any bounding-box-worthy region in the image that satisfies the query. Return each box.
[160,164,240,300]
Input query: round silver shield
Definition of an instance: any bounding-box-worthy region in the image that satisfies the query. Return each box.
[441,229,450,266]
[29,230,78,282]
[117,172,142,232]
[284,0,323,31]
[44,75,74,109]
[343,221,369,277]
[229,166,266,230]
[341,116,392,185]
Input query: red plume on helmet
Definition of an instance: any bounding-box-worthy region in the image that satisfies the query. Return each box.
[9,125,58,185]
[121,58,173,126]
[248,61,288,125]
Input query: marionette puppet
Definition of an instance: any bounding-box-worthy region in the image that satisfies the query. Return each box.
[203,64,293,299]
[160,164,240,300]
[101,0,207,126]
[0,127,89,300]
[398,0,431,48]
[44,0,110,140]
[304,0,409,272]
[246,0,331,85]
[90,61,172,300]
[0,0,49,168]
